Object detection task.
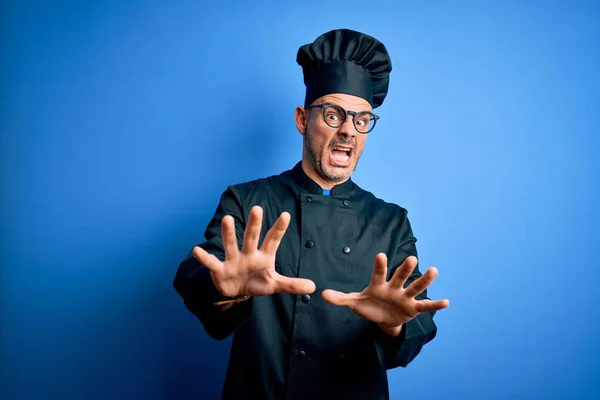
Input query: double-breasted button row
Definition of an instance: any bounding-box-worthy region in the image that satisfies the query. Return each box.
[305,240,350,254]
[304,195,350,207]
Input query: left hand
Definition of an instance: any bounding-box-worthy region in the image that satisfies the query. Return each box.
[321,254,450,336]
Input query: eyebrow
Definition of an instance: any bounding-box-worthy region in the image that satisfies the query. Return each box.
[320,103,373,112]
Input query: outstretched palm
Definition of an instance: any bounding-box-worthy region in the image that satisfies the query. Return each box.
[322,254,449,332]
[193,206,316,298]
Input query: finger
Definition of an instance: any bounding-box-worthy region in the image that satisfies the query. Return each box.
[274,276,316,295]
[192,246,223,273]
[389,256,418,289]
[414,298,450,313]
[242,206,263,253]
[370,253,388,286]
[260,212,291,255]
[321,289,360,308]
[404,267,438,298]
[221,215,240,260]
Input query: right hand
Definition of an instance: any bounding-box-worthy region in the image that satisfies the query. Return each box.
[192,205,316,299]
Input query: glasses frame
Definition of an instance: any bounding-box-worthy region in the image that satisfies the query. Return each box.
[305,103,379,134]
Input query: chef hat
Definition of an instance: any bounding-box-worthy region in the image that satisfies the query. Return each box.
[296,29,392,109]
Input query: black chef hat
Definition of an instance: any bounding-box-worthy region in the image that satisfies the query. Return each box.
[297,29,392,109]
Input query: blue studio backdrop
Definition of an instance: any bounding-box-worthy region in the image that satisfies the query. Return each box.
[1,1,599,399]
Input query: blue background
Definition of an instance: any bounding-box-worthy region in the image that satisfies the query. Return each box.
[2,1,599,399]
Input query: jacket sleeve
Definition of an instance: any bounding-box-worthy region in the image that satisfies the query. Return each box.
[374,208,439,369]
[173,185,253,340]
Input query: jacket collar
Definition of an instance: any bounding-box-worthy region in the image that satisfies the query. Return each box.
[289,161,353,196]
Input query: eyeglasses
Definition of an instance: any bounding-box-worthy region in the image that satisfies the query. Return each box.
[305,104,379,134]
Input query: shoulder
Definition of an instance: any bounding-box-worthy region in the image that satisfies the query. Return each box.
[351,182,416,245]
[225,169,292,200]
[351,182,409,223]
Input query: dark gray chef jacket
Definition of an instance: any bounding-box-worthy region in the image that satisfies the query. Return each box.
[174,162,439,399]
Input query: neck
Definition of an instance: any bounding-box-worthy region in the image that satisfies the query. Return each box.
[301,159,349,190]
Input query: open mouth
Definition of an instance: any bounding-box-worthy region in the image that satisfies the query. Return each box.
[329,145,353,166]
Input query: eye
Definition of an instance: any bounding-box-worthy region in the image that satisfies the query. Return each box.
[356,116,370,126]
[326,113,340,121]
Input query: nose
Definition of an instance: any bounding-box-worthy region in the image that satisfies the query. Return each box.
[338,116,357,139]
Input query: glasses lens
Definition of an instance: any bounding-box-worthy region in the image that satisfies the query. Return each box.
[355,112,376,133]
[323,105,346,128]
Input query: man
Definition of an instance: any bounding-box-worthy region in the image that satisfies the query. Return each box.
[174,29,449,399]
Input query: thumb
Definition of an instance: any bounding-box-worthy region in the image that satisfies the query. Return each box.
[321,289,357,307]
[275,276,316,295]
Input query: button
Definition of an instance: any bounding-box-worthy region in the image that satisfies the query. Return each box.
[343,200,350,206]
[342,246,351,254]
[306,195,313,202]
[305,240,315,248]
[293,349,306,357]
[301,294,311,303]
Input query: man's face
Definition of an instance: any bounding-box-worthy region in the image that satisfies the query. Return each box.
[299,93,371,185]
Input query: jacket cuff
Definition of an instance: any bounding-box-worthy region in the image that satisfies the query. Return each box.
[174,257,253,340]
[374,311,437,369]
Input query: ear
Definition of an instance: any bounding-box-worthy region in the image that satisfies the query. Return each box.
[294,106,308,136]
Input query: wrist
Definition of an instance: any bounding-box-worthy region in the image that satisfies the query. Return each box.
[378,323,404,338]
[214,295,251,306]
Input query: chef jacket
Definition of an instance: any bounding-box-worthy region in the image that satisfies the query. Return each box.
[174,162,439,399]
